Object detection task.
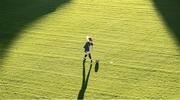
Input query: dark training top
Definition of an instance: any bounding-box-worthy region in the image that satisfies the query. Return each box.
[83,41,93,52]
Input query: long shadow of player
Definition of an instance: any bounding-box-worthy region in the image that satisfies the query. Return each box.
[77,62,92,99]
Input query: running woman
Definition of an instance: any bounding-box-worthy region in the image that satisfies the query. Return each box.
[83,36,93,63]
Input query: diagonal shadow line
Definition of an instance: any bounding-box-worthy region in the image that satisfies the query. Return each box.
[152,0,180,46]
[0,0,72,65]
[77,61,92,100]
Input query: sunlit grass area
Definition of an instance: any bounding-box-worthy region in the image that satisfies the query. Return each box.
[0,0,180,99]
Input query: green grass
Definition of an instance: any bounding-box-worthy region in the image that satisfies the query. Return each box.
[0,0,180,99]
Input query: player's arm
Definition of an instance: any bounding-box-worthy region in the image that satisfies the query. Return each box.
[90,42,93,50]
[90,43,93,46]
[83,42,87,48]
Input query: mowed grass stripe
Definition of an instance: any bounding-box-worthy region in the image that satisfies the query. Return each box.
[7,47,179,72]
[0,90,42,98]
[0,75,79,89]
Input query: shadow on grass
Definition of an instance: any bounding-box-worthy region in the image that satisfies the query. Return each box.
[77,61,92,99]
[153,0,180,46]
[95,60,99,72]
[0,0,71,64]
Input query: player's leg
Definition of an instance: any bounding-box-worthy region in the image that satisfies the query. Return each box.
[84,51,89,61]
[89,53,92,63]
[84,54,87,61]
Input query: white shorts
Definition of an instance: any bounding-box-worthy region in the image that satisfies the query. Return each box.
[85,51,90,54]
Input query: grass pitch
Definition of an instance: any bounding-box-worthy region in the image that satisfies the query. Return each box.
[0,0,180,99]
